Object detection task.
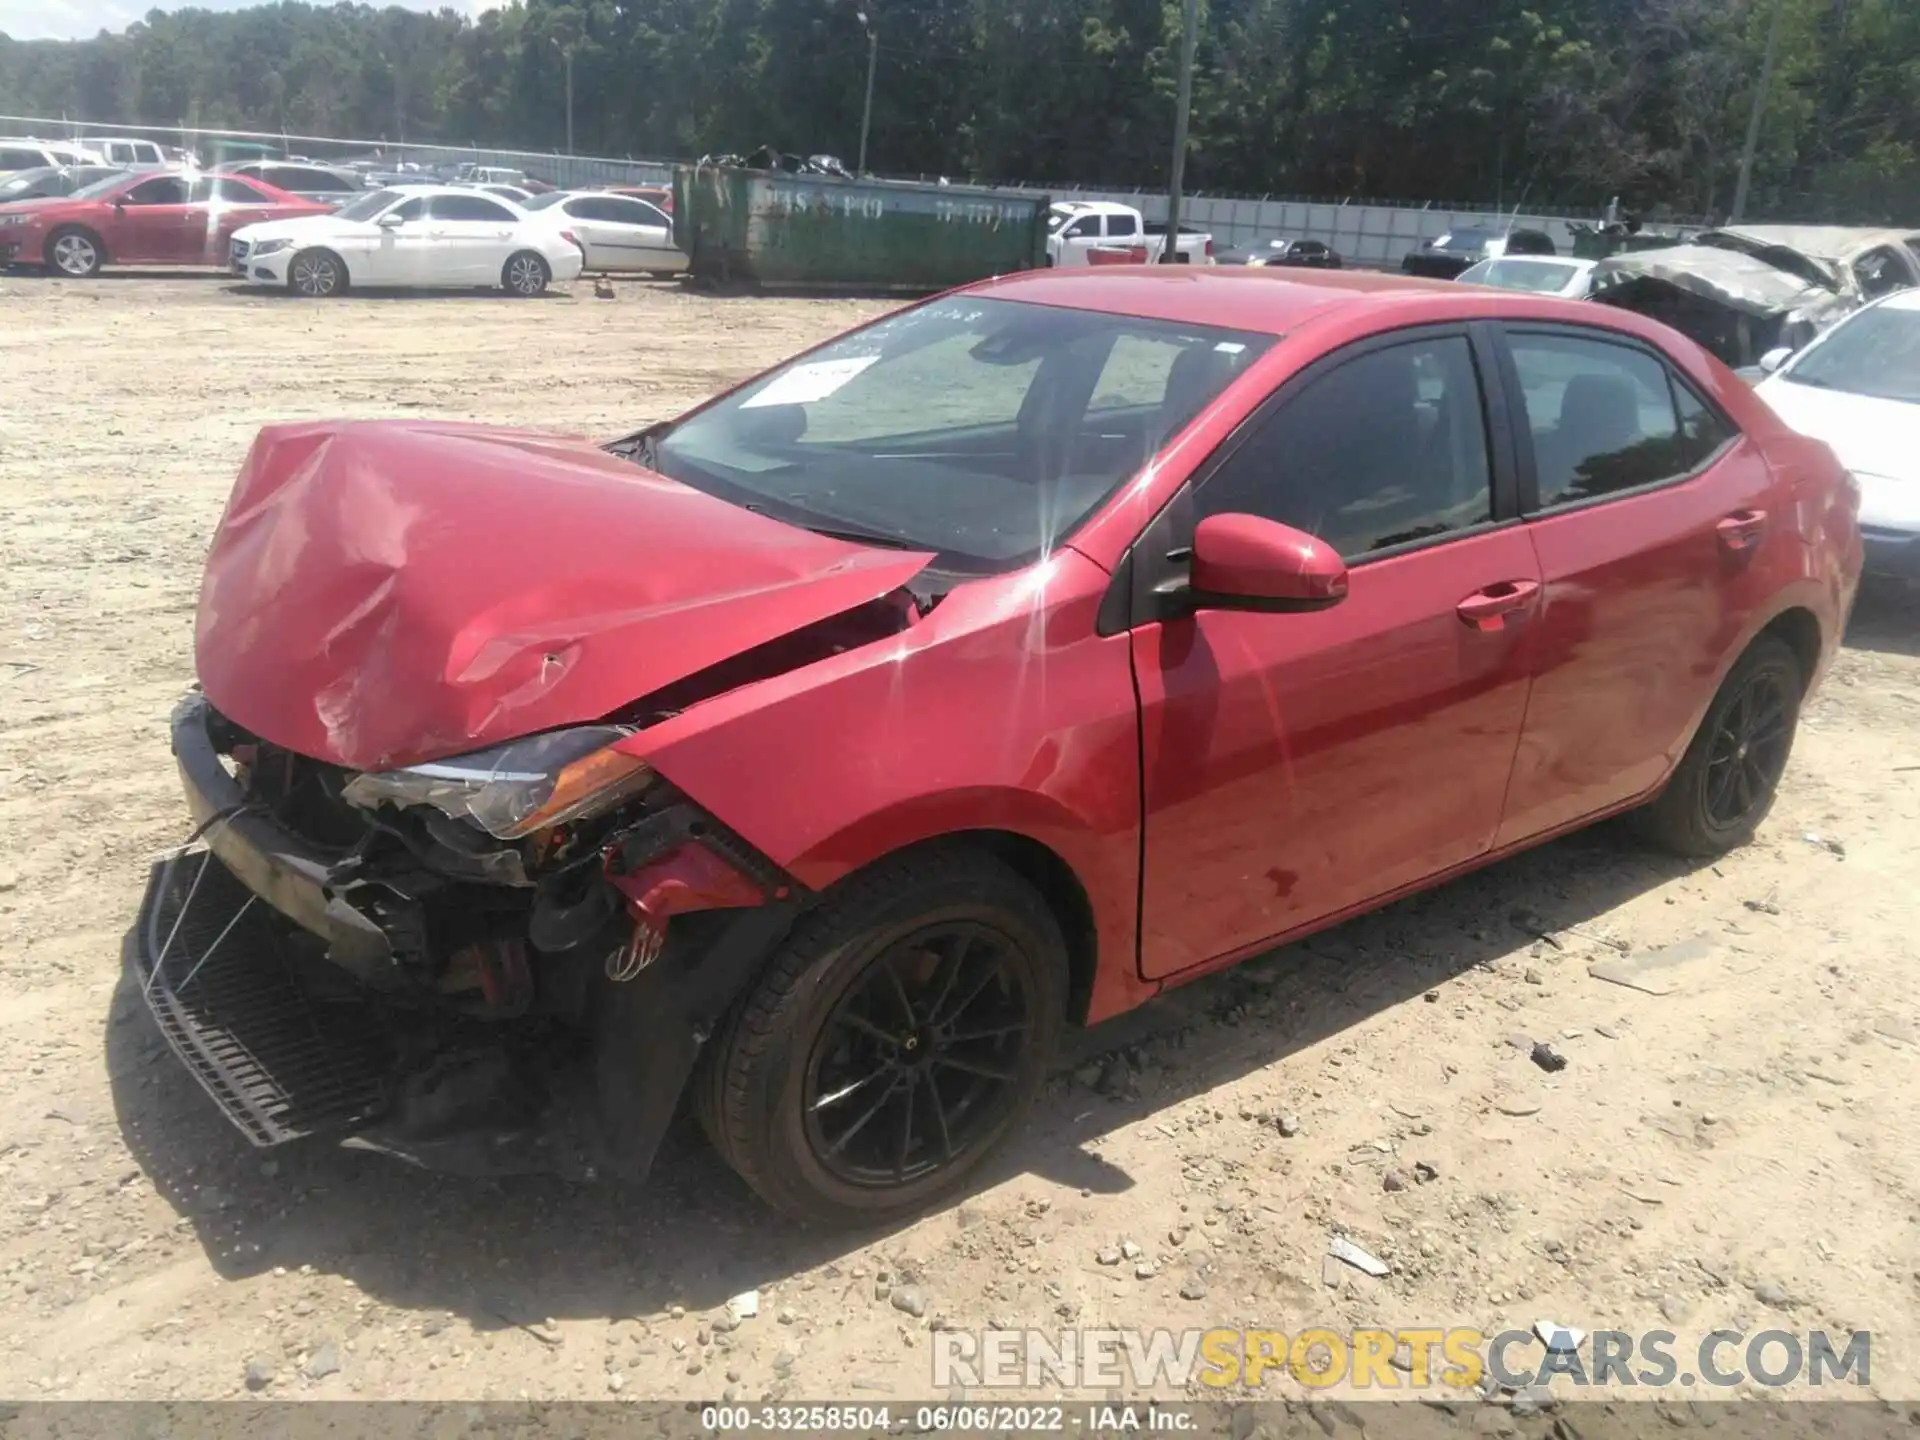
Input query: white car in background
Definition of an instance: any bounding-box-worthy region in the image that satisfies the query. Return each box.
[228,184,584,297]
[1753,289,1920,586]
[0,138,100,176]
[523,190,685,275]
[77,136,169,172]
[1758,293,1920,587]
[1456,254,1598,298]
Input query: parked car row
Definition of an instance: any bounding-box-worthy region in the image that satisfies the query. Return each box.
[0,164,696,294]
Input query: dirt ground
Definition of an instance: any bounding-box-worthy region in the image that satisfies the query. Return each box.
[2,270,1918,1412]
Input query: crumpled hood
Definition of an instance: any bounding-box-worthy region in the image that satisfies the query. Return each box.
[194,420,932,771]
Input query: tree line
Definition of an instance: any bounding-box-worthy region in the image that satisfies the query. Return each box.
[2,0,1915,221]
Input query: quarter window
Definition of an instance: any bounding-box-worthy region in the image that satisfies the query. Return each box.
[1509,332,1725,506]
[1198,336,1494,558]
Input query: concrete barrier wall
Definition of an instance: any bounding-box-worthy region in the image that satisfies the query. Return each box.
[997,185,1601,269]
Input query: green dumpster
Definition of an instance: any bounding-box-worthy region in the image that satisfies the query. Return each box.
[673,164,1051,293]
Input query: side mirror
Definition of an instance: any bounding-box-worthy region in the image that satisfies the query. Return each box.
[377,212,405,229]
[1189,513,1348,612]
[1757,346,1793,374]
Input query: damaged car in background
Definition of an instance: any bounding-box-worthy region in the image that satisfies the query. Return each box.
[143,269,1859,1227]
[1589,224,1920,369]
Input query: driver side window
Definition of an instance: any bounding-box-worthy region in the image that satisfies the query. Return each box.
[1064,216,1099,239]
[1197,335,1494,558]
[125,176,189,206]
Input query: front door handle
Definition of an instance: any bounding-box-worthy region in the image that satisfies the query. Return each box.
[1456,578,1541,632]
[1717,508,1769,553]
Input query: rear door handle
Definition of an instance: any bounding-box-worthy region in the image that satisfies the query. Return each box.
[1717,508,1769,552]
[1456,578,1541,632]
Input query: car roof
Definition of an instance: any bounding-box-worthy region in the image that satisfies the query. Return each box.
[963,266,1644,338]
[1051,200,1136,216]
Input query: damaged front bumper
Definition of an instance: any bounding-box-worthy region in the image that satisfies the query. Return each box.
[135,693,802,1181]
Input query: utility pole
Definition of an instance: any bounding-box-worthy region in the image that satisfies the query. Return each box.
[551,37,576,154]
[1161,0,1200,262]
[856,10,878,174]
[1731,0,1786,223]
[563,44,576,155]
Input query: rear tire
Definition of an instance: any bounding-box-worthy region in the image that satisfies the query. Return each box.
[1634,634,1803,856]
[503,251,550,296]
[45,226,103,277]
[696,847,1067,1228]
[287,249,346,298]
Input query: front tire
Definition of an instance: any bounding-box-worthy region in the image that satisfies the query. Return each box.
[503,251,550,296]
[697,847,1067,1228]
[1635,633,1803,856]
[45,226,103,277]
[287,249,346,298]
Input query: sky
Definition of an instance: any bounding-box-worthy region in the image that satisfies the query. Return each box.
[1,0,498,42]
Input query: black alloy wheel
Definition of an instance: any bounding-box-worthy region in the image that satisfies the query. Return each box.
[1701,666,1794,829]
[1636,632,1803,856]
[803,921,1033,1188]
[696,847,1067,1227]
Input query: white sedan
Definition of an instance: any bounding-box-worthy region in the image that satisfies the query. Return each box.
[1455,255,1597,298]
[1753,288,1920,585]
[523,190,685,275]
[228,184,584,297]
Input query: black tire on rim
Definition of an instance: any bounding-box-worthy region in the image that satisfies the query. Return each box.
[1635,632,1803,856]
[503,251,550,296]
[696,847,1067,1227]
[288,249,345,298]
[45,226,103,277]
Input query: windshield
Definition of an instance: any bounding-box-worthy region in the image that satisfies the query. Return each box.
[651,296,1274,572]
[331,188,403,222]
[1459,258,1581,293]
[1435,230,1493,250]
[1782,304,1920,404]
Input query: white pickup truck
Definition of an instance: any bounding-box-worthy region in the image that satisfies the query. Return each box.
[1046,201,1213,266]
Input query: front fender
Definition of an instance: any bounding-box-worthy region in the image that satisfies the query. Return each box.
[630,550,1144,1009]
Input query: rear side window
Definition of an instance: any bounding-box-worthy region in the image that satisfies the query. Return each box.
[1508,332,1729,506]
[1108,212,1140,238]
[431,194,516,222]
[1198,336,1494,558]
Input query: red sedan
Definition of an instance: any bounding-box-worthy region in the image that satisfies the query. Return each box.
[144,269,1859,1225]
[0,168,330,276]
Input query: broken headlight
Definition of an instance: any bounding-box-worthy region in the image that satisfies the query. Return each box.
[342,726,654,840]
